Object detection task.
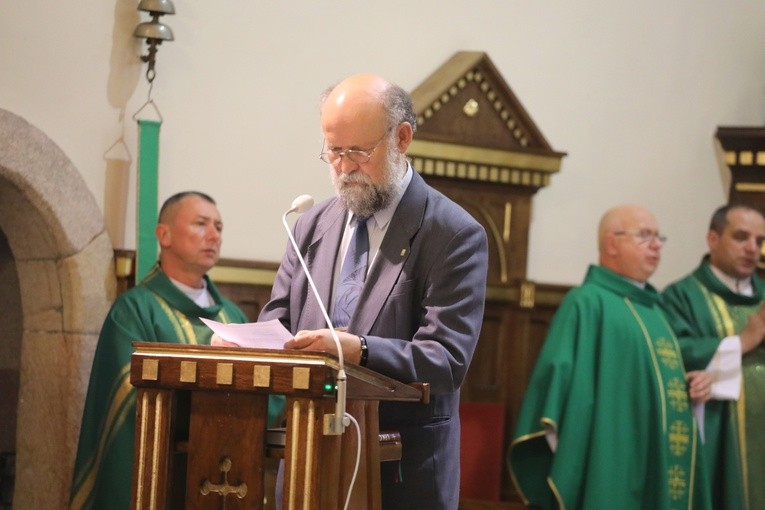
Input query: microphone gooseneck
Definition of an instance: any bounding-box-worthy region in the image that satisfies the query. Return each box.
[282,195,349,435]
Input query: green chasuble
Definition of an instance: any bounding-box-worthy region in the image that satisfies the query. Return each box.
[508,265,710,510]
[663,255,764,510]
[69,266,285,510]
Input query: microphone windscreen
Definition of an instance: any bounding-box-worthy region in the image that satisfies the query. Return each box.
[291,194,314,214]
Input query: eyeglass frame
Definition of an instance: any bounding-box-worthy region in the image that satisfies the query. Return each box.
[613,229,667,244]
[319,128,392,165]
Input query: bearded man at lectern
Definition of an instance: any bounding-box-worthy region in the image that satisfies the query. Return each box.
[260,73,489,509]
[70,191,285,510]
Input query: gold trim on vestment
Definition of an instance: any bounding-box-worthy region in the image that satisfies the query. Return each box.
[546,476,565,510]
[626,297,668,432]
[508,418,562,508]
[697,279,736,333]
[70,366,135,510]
[152,292,188,342]
[507,428,546,506]
[738,363,749,505]
[701,282,750,504]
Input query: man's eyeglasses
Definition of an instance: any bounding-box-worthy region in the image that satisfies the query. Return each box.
[614,230,667,244]
[319,129,390,165]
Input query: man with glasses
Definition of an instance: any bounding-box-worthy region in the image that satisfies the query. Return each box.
[663,203,765,509]
[509,204,712,510]
[259,73,488,509]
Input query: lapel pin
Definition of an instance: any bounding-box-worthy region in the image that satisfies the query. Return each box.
[400,248,407,257]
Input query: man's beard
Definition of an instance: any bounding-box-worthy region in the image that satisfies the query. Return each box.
[330,144,406,218]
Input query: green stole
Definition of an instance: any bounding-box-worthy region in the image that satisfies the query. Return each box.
[627,296,697,509]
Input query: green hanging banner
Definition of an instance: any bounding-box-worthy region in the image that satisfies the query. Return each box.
[135,119,161,283]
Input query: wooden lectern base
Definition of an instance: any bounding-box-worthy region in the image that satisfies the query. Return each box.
[129,343,424,510]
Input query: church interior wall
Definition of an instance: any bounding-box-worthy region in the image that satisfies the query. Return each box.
[2,1,764,289]
[1,1,765,507]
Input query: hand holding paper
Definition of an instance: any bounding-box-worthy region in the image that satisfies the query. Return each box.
[200,318,292,350]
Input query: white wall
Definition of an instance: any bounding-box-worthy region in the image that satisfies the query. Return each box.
[2,0,764,288]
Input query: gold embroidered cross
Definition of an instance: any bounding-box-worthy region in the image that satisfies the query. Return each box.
[667,464,688,500]
[668,420,690,456]
[667,377,689,412]
[655,337,680,369]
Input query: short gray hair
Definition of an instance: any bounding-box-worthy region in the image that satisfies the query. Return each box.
[382,83,417,133]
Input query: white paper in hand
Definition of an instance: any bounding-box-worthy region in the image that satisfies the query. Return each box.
[200,318,292,350]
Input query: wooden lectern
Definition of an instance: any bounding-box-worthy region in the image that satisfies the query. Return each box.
[129,342,425,509]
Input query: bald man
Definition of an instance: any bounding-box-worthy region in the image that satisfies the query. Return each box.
[508,205,712,510]
[259,74,489,509]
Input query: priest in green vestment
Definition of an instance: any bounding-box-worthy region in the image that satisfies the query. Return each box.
[508,204,712,510]
[662,204,765,510]
[69,192,285,510]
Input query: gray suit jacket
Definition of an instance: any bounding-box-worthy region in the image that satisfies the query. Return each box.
[260,170,488,509]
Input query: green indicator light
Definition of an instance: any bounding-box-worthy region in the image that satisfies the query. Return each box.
[324,383,334,391]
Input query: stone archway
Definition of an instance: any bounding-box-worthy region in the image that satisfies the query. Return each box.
[0,109,115,509]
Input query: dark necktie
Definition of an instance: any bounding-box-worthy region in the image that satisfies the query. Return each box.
[332,215,370,328]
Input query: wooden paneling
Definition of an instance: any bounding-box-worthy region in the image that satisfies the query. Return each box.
[409,51,569,507]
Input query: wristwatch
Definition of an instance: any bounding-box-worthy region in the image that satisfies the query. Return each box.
[358,335,368,366]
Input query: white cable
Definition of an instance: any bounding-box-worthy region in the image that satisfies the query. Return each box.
[342,412,362,510]
[282,195,349,434]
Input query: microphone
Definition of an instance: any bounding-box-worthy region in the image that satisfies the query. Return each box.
[288,194,314,214]
[282,195,349,435]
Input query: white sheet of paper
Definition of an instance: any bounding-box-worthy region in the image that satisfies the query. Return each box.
[200,318,292,350]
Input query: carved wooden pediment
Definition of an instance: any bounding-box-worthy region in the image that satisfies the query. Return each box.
[409,51,566,189]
